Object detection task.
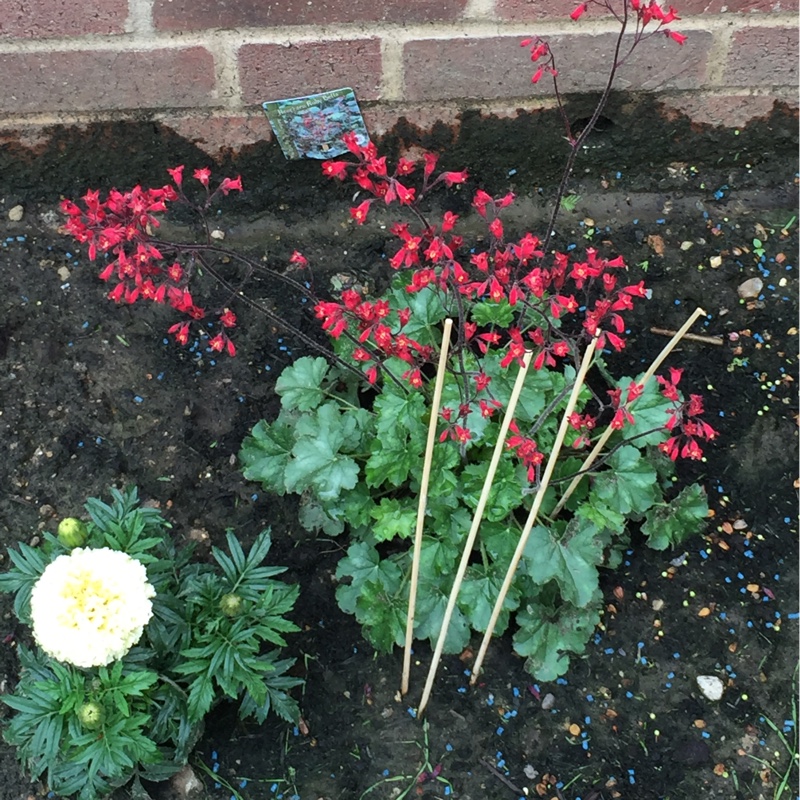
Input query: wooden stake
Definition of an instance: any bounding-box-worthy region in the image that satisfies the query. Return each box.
[650,326,722,346]
[552,307,707,516]
[470,335,599,684]
[417,350,533,715]
[402,318,453,696]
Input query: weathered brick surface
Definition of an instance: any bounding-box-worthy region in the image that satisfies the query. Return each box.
[403,31,713,101]
[724,26,799,86]
[160,113,274,155]
[497,0,611,21]
[500,0,798,17]
[154,0,467,30]
[660,91,796,126]
[239,40,383,105]
[0,0,128,38]
[0,48,217,114]
[678,0,798,12]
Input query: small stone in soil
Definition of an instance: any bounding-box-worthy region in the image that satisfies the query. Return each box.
[696,675,724,701]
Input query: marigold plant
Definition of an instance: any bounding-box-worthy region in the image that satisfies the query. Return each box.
[0,488,301,800]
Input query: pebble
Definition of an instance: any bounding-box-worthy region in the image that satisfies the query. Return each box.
[8,205,24,222]
[210,229,225,240]
[696,675,724,701]
[170,765,204,799]
[737,277,763,299]
[541,692,556,710]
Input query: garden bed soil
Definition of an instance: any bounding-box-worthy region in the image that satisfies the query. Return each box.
[0,102,798,800]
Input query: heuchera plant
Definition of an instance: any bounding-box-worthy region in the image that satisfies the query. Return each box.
[239,2,716,677]
[0,488,301,800]
[59,1,716,680]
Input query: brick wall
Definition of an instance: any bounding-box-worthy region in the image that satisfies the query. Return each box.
[0,0,797,153]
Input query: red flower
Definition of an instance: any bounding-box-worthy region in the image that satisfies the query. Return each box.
[219,176,243,195]
[570,2,587,20]
[442,211,459,232]
[168,321,190,346]
[442,170,468,186]
[167,165,184,187]
[219,308,236,328]
[289,250,308,267]
[167,262,183,283]
[423,153,438,179]
[350,200,372,225]
[403,369,424,389]
[322,160,349,180]
[489,218,504,239]
[452,426,471,444]
[396,158,416,176]
[666,30,687,45]
[472,190,493,217]
[626,381,644,403]
[193,168,211,187]
[395,182,416,205]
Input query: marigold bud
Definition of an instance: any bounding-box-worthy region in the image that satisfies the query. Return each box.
[57,517,88,548]
[78,701,104,730]
[219,593,243,617]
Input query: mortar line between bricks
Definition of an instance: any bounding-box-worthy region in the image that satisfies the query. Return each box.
[210,39,244,110]
[463,0,497,20]
[0,14,796,55]
[0,86,793,130]
[704,25,735,86]
[125,0,154,35]
[380,38,405,102]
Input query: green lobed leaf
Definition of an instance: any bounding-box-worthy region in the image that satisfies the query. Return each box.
[355,579,408,653]
[522,517,604,607]
[274,356,331,411]
[239,417,295,495]
[513,599,601,681]
[471,299,515,328]
[371,498,418,543]
[335,542,403,615]
[592,445,659,516]
[458,565,520,634]
[461,458,523,523]
[284,404,362,501]
[641,483,709,550]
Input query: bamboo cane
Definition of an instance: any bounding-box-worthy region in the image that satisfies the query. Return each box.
[551,306,706,517]
[470,335,599,684]
[417,349,533,715]
[402,318,454,696]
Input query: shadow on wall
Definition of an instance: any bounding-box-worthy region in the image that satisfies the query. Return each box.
[0,94,797,206]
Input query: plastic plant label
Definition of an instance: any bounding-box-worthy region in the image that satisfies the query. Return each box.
[262,88,369,160]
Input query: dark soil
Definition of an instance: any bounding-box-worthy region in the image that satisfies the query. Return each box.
[0,104,798,800]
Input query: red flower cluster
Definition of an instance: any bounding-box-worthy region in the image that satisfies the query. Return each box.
[656,368,718,460]
[524,1,685,86]
[507,421,545,481]
[61,167,242,356]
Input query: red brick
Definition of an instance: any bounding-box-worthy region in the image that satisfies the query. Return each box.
[239,40,383,105]
[677,0,798,12]
[160,113,274,155]
[0,48,217,114]
[0,0,127,38]
[403,32,713,102]
[660,91,797,126]
[724,26,799,86]
[497,0,612,21]
[154,0,467,29]
[500,0,798,18]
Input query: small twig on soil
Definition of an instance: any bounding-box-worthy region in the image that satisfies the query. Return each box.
[479,758,525,795]
[650,326,723,346]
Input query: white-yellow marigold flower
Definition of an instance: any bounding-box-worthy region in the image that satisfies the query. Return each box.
[30,547,155,668]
